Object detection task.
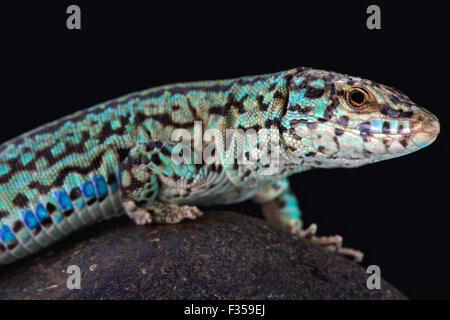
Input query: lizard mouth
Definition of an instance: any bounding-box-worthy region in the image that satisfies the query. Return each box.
[282,109,439,166]
[338,106,440,153]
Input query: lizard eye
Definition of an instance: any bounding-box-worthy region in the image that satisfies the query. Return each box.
[347,88,368,109]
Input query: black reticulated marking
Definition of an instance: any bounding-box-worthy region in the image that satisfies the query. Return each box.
[333,136,340,149]
[380,104,413,118]
[33,225,41,235]
[208,93,248,117]
[2,131,92,187]
[208,106,227,116]
[97,121,126,144]
[150,112,194,129]
[380,104,402,118]
[144,191,154,199]
[12,220,24,233]
[120,170,145,198]
[151,153,162,166]
[145,141,155,151]
[118,147,131,162]
[7,240,18,250]
[64,209,74,217]
[304,87,324,99]
[0,211,8,219]
[323,106,334,120]
[360,132,371,142]
[337,116,349,127]
[243,171,251,178]
[273,91,283,100]
[289,79,307,91]
[70,187,82,200]
[292,132,302,140]
[389,95,402,105]
[335,128,344,136]
[400,111,414,118]
[357,122,372,133]
[28,151,108,195]
[140,77,267,101]
[12,193,28,208]
[300,106,312,114]
[382,121,391,134]
[134,111,148,127]
[135,200,147,207]
[264,118,280,128]
[46,202,56,213]
[246,124,262,131]
[87,198,96,206]
[257,95,269,111]
[400,138,409,148]
[41,217,53,227]
[107,172,117,185]
[161,147,170,156]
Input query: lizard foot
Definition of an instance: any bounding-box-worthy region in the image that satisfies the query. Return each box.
[150,202,204,224]
[123,200,153,225]
[298,223,364,262]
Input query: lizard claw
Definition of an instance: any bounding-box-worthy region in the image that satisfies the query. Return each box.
[336,247,364,263]
[298,223,364,262]
[298,223,317,239]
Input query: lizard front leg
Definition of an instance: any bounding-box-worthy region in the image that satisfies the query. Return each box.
[120,141,203,225]
[252,179,364,262]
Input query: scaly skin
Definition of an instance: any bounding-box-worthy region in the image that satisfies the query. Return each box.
[0,67,440,265]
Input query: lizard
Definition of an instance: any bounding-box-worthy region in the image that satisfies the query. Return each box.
[0,67,440,265]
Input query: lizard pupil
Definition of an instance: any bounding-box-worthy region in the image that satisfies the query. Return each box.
[349,89,366,107]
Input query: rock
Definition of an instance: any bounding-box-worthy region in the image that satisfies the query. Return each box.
[0,211,406,299]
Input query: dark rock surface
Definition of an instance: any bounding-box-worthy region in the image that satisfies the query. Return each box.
[0,211,406,299]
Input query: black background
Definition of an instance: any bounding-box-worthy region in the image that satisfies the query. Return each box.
[0,1,448,299]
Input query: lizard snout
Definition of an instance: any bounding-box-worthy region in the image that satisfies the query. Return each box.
[410,106,440,148]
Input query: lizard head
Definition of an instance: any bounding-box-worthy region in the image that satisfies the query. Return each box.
[280,68,440,168]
